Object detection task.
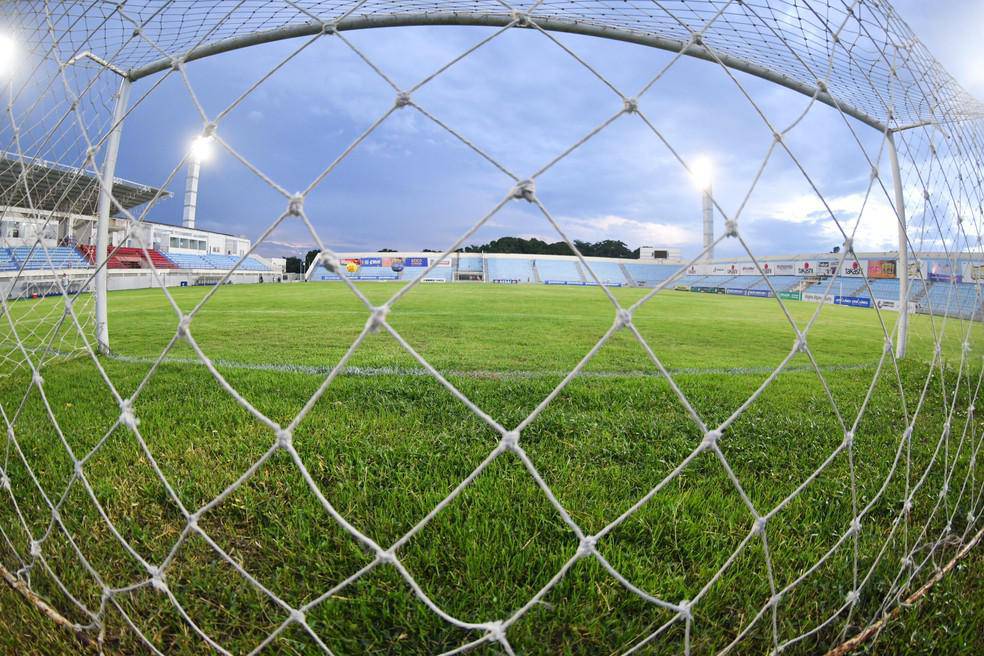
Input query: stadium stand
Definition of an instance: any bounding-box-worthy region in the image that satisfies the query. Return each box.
[582,261,629,285]
[537,259,583,283]
[487,257,533,283]
[10,246,91,270]
[623,263,679,285]
[745,275,802,292]
[917,282,982,319]
[80,245,178,269]
[0,248,18,271]
[163,252,271,271]
[456,257,483,273]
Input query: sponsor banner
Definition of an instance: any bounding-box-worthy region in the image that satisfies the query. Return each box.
[835,295,872,308]
[967,263,984,281]
[927,259,961,283]
[840,260,865,277]
[686,264,714,276]
[710,264,736,275]
[691,286,725,294]
[403,257,428,267]
[726,288,748,296]
[761,262,774,276]
[360,257,382,267]
[867,259,896,279]
[874,298,901,310]
[779,291,802,301]
[675,284,690,292]
[746,289,771,298]
[774,262,796,275]
[803,292,833,304]
[492,278,519,284]
[739,264,757,275]
[797,261,816,275]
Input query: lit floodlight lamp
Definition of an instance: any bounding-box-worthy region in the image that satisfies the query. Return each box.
[189,135,213,163]
[0,35,16,77]
[690,156,714,192]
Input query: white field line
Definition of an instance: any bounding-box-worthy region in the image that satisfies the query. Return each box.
[104,351,880,380]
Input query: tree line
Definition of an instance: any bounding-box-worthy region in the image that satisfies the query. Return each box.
[284,237,642,273]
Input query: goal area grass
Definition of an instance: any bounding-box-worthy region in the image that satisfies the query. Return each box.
[0,282,980,655]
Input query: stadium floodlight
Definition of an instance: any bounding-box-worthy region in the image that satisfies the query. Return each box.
[691,156,715,261]
[0,34,16,77]
[183,135,212,229]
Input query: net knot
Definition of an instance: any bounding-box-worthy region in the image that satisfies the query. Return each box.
[0,471,8,491]
[773,131,784,143]
[169,57,183,71]
[816,79,828,93]
[29,540,41,558]
[968,511,975,524]
[845,590,859,605]
[842,237,853,253]
[394,92,412,108]
[622,97,639,114]
[501,430,520,451]
[320,21,337,35]
[74,461,84,478]
[486,620,507,642]
[724,220,738,237]
[178,315,192,338]
[614,309,633,329]
[288,194,304,216]
[843,431,854,448]
[870,165,879,181]
[120,399,139,430]
[963,341,971,354]
[511,179,536,203]
[187,511,201,530]
[276,428,293,450]
[377,549,398,565]
[795,333,808,353]
[903,498,913,514]
[367,306,389,333]
[690,32,704,47]
[85,147,97,166]
[290,609,306,624]
[938,482,949,498]
[942,422,950,437]
[701,429,722,451]
[769,592,782,608]
[902,555,913,568]
[320,252,339,273]
[849,518,862,535]
[32,371,44,387]
[148,566,168,593]
[511,11,531,27]
[753,516,767,535]
[903,426,913,441]
[576,535,597,559]
[677,599,692,620]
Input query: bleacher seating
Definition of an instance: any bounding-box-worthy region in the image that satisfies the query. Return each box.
[582,261,628,285]
[917,281,982,319]
[623,263,678,285]
[457,257,484,273]
[407,266,453,281]
[10,246,91,270]
[487,258,533,283]
[80,245,178,269]
[537,259,583,283]
[0,248,17,271]
[162,253,271,271]
[745,275,801,292]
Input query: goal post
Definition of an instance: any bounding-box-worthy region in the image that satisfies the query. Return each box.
[0,2,982,655]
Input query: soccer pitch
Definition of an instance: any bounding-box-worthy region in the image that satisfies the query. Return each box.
[0,283,980,655]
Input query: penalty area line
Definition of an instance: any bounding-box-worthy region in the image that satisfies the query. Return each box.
[104,352,879,380]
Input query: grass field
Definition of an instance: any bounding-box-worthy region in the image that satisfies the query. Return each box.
[0,282,980,655]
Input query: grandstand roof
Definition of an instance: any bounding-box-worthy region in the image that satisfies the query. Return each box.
[0,152,169,216]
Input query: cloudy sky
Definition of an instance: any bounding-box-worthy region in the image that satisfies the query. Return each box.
[106,1,984,260]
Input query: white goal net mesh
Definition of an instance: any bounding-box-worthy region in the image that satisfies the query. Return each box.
[0,1,982,654]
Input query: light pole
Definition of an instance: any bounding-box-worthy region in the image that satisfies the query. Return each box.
[183,135,212,229]
[691,156,714,261]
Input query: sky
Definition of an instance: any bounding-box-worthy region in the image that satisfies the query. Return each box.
[101,1,984,260]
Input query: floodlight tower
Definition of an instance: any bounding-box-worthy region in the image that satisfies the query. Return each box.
[183,136,212,229]
[691,156,714,261]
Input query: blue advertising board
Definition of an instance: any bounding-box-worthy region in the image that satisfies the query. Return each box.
[834,295,872,308]
[404,257,428,267]
[360,257,382,267]
[746,289,771,298]
[725,288,748,296]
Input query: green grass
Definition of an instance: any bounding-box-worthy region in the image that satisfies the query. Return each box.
[0,282,980,655]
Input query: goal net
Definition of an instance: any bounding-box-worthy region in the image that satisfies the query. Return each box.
[0,2,982,655]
